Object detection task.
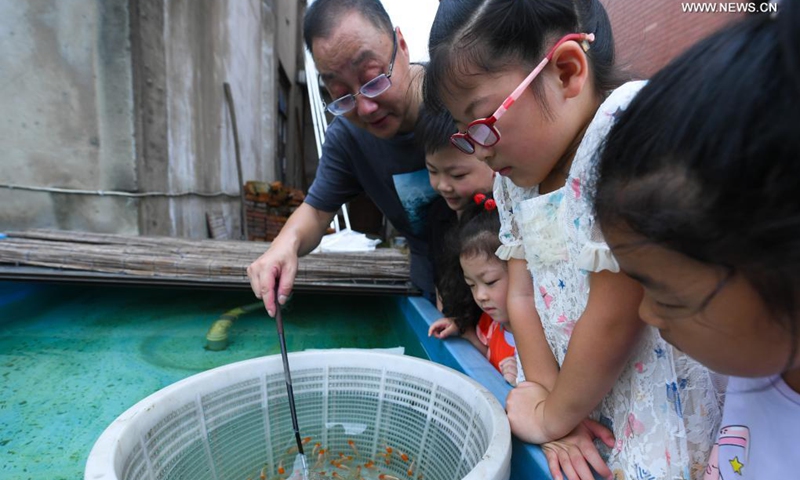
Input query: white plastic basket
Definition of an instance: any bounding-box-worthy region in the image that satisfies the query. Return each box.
[86,351,511,480]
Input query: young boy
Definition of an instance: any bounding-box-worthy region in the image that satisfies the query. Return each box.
[418,108,496,217]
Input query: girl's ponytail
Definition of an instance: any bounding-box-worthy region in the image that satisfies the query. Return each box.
[458,194,502,265]
[575,0,628,92]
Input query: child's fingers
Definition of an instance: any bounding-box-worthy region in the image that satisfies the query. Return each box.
[552,448,581,480]
[573,422,612,479]
[499,358,518,385]
[428,318,463,339]
[543,422,613,480]
[578,443,612,480]
[582,419,615,448]
[443,323,459,337]
[499,356,517,371]
[428,318,448,337]
[430,328,447,339]
[564,449,596,480]
[557,446,598,480]
[543,449,564,480]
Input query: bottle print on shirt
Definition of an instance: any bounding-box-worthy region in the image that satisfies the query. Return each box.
[703,425,750,479]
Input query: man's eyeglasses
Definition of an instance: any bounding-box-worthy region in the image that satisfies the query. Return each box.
[324,30,398,116]
[450,33,595,155]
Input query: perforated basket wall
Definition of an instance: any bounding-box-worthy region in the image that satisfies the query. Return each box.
[86,351,511,480]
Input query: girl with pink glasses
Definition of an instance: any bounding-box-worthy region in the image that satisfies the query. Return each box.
[425,0,722,479]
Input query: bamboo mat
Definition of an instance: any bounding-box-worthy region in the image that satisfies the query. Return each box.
[0,230,413,293]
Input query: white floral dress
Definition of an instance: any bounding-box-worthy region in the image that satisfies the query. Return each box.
[494,81,723,479]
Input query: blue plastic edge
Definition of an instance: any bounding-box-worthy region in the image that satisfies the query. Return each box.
[397,296,553,480]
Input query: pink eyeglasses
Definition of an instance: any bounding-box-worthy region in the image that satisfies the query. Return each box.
[450,32,595,155]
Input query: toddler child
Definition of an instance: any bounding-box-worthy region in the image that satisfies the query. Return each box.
[428,193,519,385]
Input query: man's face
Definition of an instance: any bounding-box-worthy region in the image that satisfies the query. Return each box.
[312,11,414,139]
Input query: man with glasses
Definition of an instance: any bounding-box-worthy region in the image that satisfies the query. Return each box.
[248,0,437,317]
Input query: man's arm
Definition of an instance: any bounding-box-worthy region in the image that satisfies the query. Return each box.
[247,203,336,316]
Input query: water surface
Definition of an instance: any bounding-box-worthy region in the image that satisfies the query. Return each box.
[0,281,424,479]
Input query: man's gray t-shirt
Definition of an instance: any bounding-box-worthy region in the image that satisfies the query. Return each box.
[305,116,438,293]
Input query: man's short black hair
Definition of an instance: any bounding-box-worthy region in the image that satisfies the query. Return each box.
[304,0,394,53]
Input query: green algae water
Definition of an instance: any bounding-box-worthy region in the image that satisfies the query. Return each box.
[0,281,426,480]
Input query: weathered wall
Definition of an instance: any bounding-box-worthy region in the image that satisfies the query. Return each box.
[276,0,300,84]
[0,0,302,239]
[261,0,278,193]
[160,0,268,238]
[135,0,279,239]
[275,0,307,188]
[0,0,138,233]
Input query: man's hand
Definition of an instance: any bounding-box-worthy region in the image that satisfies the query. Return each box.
[247,243,298,317]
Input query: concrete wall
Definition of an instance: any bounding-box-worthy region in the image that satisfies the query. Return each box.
[1,0,304,239]
[0,0,138,233]
[134,0,281,238]
[274,0,306,188]
[165,0,268,238]
[261,0,278,193]
[276,0,300,84]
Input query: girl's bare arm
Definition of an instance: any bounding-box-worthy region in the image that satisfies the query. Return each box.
[506,258,559,388]
[540,270,644,439]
